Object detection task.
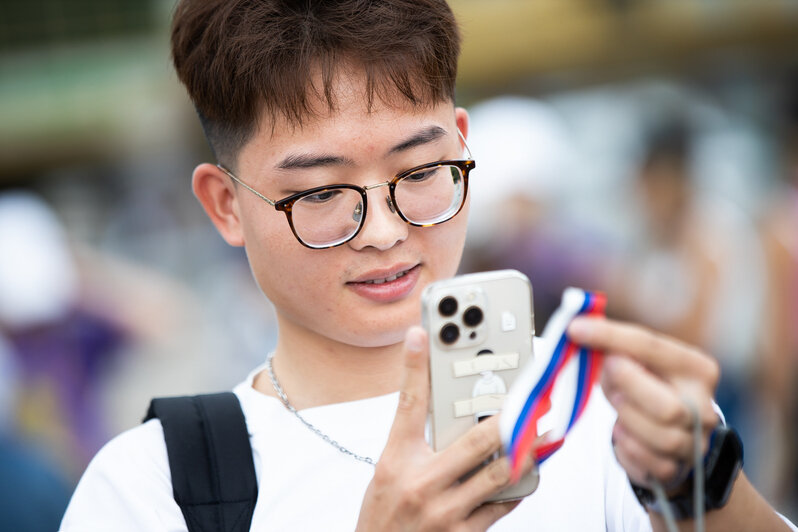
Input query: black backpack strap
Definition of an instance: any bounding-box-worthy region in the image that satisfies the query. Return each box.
[144,392,258,532]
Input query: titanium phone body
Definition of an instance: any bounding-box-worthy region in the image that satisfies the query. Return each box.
[421,269,539,501]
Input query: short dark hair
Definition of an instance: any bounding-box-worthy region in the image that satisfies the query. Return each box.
[171,0,461,165]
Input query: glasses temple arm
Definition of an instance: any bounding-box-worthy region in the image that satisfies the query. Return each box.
[456,127,473,160]
[216,164,277,206]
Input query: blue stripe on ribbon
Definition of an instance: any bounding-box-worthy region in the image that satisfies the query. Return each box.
[510,333,568,449]
[567,347,590,430]
[579,293,593,313]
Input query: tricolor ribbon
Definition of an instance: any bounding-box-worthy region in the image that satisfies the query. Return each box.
[499,288,606,482]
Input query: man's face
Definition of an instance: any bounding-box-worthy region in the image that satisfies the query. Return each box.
[223,78,470,348]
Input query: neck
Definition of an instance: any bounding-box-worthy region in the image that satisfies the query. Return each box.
[253,313,406,409]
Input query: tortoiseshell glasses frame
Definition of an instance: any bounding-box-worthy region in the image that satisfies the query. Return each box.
[217,130,475,249]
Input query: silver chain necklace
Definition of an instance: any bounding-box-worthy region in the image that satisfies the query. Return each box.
[264,351,377,466]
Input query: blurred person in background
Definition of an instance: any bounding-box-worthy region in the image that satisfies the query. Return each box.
[0,191,129,480]
[0,209,77,532]
[463,97,608,332]
[760,78,798,514]
[606,119,776,495]
[0,188,243,484]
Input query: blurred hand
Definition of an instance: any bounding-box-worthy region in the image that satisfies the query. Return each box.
[355,326,530,532]
[567,317,720,490]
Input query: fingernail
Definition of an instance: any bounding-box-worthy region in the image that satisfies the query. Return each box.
[405,327,424,352]
[567,317,593,339]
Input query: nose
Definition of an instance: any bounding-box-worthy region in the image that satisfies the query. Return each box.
[348,187,407,251]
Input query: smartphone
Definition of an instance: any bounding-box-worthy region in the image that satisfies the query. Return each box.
[421,269,539,501]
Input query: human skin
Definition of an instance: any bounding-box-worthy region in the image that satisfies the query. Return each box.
[191,70,791,531]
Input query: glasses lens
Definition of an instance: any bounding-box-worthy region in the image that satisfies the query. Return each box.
[291,187,364,248]
[394,165,464,225]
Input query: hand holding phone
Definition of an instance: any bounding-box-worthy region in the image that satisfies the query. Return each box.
[356,326,532,531]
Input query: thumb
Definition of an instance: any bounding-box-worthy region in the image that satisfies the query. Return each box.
[387,326,430,444]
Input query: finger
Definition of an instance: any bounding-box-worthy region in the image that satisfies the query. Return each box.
[602,355,693,428]
[432,415,503,488]
[451,456,512,515]
[613,423,686,488]
[387,326,430,444]
[613,398,693,460]
[603,355,720,439]
[612,427,649,487]
[676,383,722,437]
[568,317,718,385]
[451,451,536,518]
[464,499,522,531]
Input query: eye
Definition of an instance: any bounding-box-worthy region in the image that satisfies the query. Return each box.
[303,189,340,203]
[404,167,438,183]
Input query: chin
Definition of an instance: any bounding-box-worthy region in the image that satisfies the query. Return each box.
[353,330,409,349]
[332,311,419,348]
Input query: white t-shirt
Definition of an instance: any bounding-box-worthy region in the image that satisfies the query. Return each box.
[59,364,793,531]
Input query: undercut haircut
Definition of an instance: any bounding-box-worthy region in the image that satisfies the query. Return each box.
[171,0,461,165]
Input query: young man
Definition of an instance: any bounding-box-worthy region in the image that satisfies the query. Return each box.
[61,1,795,530]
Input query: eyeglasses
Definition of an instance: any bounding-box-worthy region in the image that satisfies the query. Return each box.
[217,131,475,249]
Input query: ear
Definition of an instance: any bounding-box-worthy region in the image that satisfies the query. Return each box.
[192,163,245,247]
[455,107,470,143]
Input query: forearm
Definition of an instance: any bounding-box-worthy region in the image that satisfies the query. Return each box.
[648,473,794,532]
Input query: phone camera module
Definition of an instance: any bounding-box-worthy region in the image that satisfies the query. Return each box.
[439,323,460,345]
[438,296,458,317]
[463,306,484,327]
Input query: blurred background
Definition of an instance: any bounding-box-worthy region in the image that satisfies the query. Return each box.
[1,0,797,528]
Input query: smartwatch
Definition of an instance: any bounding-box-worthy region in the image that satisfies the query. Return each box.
[631,425,744,520]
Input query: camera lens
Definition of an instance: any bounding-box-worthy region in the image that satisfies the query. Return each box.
[439,323,460,345]
[438,296,458,317]
[463,306,484,327]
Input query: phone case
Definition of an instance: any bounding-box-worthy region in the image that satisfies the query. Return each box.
[421,269,539,501]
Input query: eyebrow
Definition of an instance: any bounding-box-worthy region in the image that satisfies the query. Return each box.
[388,126,448,154]
[276,153,354,170]
[274,125,449,171]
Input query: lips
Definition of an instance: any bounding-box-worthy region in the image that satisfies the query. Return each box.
[359,268,413,284]
[347,264,421,303]
[348,263,418,284]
